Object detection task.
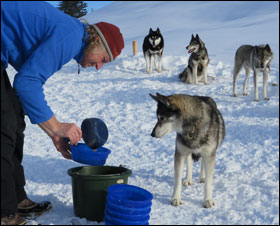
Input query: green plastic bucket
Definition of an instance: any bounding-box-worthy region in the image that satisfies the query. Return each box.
[67,166,132,222]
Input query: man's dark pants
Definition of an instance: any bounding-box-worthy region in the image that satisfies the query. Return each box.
[1,66,27,218]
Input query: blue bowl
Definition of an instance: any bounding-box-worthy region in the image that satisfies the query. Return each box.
[107,184,153,207]
[105,199,152,215]
[105,207,150,221]
[71,143,111,166]
[104,211,149,225]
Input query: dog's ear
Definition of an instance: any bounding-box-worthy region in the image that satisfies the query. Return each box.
[198,35,204,47]
[156,28,161,34]
[149,28,153,34]
[149,93,159,102]
[255,45,260,53]
[191,34,195,39]
[156,93,171,107]
[264,44,271,52]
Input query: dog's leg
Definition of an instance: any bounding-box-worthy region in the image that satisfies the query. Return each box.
[202,155,215,208]
[200,159,205,183]
[158,54,162,73]
[179,67,188,83]
[149,54,153,73]
[263,70,269,100]
[253,70,259,101]
[145,52,150,73]
[203,65,208,85]
[183,154,192,186]
[233,63,242,97]
[243,67,250,96]
[193,64,198,84]
[171,150,185,206]
[154,54,157,72]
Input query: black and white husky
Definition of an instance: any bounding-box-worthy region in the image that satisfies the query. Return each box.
[143,28,164,73]
[150,93,225,208]
[179,34,209,84]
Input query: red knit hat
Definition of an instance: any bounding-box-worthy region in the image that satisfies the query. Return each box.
[92,22,124,61]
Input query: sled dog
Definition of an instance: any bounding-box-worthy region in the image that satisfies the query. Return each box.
[150,93,225,208]
[179,34,209,84]
[143,28,164,73]
[233,44,274,101]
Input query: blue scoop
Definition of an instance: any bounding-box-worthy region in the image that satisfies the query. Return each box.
[71,143,111,166]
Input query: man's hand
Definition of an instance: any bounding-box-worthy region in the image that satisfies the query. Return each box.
[51,135,72,159]
[54,123,82,145]
[38,115,82,159]
[39,115,82,145]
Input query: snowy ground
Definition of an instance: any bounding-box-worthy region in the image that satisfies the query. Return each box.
[6,1,279,225]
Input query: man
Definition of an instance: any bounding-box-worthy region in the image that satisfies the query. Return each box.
[1,2,124,225]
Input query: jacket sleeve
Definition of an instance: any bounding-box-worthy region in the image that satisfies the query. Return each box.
[13,26,82,124]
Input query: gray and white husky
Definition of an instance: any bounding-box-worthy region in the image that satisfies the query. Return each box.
[179,34,209,84]
[143,28,164,73]
[150,93,225,208]
[233,44,274,101]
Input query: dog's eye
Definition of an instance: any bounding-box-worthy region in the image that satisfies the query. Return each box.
[158,116,166,121]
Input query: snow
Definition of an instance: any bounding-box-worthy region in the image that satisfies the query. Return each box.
[6,1,279,225]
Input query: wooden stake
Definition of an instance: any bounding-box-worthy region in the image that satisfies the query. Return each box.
[132,41,137,55]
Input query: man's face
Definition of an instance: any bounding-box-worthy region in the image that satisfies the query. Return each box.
[80,50,110,70]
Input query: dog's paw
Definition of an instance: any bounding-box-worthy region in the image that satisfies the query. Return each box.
[233,94,238,97]
[199,177,205,183]
[243,92,248,96]
[264,97,270,101]
[254,99,259,102]
[171,199,184,206]
[146,69,152,74]
[183,178,192,186]
[203,199,215,208]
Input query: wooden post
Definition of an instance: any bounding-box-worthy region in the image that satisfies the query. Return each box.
[132,41,137,56]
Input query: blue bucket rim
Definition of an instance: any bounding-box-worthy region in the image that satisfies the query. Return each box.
[71,143,111,155]
[107,184,153,206]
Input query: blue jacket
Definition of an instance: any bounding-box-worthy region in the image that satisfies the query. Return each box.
[1,1,88,124]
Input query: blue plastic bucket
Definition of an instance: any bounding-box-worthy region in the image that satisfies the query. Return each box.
[105,184,153,225]
[107,184,153,207]
[105,199,152,214]
[105,206,150,221]
[71,143,111,166]
[104,211,149,225]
